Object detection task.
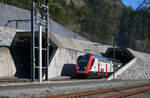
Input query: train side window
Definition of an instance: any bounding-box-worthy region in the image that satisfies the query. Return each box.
[90,59,95,69]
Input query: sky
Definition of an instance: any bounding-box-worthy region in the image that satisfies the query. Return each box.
[122,0,144,9]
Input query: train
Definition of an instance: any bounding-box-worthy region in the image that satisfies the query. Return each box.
[76,53,123,78]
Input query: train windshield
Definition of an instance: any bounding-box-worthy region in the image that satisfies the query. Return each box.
[77,55,90,67]
[78,59,88,67]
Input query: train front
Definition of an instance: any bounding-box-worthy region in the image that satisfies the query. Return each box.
[76,54,94,75]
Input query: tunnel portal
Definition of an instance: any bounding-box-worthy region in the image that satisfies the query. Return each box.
[104,48,134,64]
[10,32,56,79]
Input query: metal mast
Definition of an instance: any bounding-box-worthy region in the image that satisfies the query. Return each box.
[113,32,116,79]
[31,0,49,82]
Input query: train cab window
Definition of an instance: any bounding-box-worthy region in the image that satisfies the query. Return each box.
[78,58,89,67]
[77,55,90,67]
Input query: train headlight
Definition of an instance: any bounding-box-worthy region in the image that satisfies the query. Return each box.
[78,66,80,70]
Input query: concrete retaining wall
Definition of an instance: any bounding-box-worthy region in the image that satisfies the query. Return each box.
[115,49,150,80]
[47,33,102,79]
[107,58,136,80]
[0,48,16,77]
[48,48,85,78]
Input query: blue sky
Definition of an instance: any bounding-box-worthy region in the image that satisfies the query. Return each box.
[122,0,144,9]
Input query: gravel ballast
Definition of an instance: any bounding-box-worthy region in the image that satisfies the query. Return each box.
[0,80,149,98]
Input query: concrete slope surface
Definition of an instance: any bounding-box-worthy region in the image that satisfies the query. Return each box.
[0,3,86,40]
[50,33,101,54]
[116,49,150,80]
[0,27,16,46]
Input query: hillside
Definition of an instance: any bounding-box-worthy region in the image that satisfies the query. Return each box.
[0,0,150,53]
[137,0,150,10]
[50,0,125,44]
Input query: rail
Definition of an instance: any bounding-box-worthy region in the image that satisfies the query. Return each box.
[48,83,150,98]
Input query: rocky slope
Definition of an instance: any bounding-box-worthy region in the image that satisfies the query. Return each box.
[137,0,150,10]
[117,49,150,80]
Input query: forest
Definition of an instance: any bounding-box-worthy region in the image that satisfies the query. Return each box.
[0,0,150,53]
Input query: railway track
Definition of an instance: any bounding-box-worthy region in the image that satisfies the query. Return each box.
[49,83,150,98]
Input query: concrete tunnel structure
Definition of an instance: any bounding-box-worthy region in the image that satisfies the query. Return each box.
[104,48,135,64]
[0,27,136,79]
[0,28,100,79]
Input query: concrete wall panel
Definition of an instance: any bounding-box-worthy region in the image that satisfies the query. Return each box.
[0,48,16,77]
[0,3,86,41]
[48,48,84,78]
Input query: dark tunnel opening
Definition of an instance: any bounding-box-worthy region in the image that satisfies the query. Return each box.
[103,48,135,76]
[104,48,135,64]
[10,32,57,79]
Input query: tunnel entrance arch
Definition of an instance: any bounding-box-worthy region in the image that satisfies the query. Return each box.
[10,31,57,79]
[104,48,135,64]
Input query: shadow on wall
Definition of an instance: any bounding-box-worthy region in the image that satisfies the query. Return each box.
[61,64,77,77]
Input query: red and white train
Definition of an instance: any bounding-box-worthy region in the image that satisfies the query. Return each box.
[76,53,122,78]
